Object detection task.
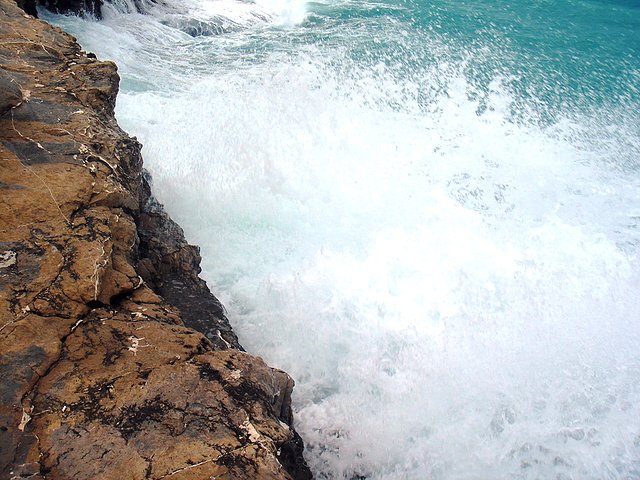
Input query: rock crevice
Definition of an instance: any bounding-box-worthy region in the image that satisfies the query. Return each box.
[0,1,311,478]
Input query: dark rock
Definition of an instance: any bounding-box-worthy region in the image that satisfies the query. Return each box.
[15,0,37,15]
[8,99,76,124]
[1,139,82,165]
[38,0,103,18]
[0,69,22,116]
[0,181,25,189]
[137,179,241,350]
[279,429,315,480]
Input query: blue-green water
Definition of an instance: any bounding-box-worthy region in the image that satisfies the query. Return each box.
[48,0,640,478]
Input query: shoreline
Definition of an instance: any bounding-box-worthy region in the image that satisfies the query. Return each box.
[0,0,311,477]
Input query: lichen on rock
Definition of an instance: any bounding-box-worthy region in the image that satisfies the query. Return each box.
[0,1,311,477]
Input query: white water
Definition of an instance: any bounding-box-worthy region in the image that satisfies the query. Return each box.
[48,1,640,478]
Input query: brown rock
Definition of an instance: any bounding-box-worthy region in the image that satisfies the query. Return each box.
[0,1,312,478]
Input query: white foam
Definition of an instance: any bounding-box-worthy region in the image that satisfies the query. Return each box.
[48,7,640,479]
[110,55,640,478]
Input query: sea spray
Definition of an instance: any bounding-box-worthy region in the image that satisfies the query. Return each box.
[46,0,640,477]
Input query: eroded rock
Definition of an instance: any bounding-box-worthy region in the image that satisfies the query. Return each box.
[0,1,311,478]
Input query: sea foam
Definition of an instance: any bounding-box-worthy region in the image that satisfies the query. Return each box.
[46,1,640,478]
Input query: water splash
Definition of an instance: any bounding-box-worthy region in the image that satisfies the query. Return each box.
[45,1,640,478]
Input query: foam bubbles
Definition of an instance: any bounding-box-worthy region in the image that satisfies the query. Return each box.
[48,3,640,479]
[114,55,640,479]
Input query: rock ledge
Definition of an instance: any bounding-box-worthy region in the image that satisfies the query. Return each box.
[0,1,311,478]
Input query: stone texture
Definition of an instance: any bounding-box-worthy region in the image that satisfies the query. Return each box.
[0,1,311,478]
[0,69,23,116]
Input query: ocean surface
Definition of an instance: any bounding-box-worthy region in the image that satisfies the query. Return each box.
[46,0,640,478]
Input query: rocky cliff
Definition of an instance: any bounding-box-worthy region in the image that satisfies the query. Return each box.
[0,1,310,478]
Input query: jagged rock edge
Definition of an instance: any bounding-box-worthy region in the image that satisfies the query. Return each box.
[0,1,312,478]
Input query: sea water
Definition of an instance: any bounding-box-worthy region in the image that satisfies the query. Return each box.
[45,0,640,478]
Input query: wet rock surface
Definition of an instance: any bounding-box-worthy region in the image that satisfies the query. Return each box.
[0,1,311,478]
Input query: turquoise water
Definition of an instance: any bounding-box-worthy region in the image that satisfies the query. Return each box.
[47,0,640,478]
